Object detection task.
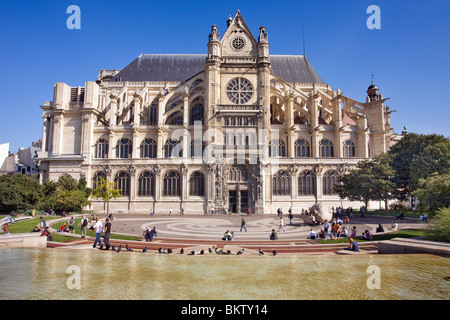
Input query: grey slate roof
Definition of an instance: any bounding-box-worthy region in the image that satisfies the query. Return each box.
[270,55,324,84]
[109,54,324,84]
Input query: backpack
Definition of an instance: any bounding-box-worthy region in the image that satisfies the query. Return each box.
[82,219,88,227]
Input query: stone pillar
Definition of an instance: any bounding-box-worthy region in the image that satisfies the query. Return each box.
[132,128,139,159]
[315,165,323,200]
[109,95,118,126]
[286,93,295,158]
[157,128,164,159]
[41,115,50,152]
[108,129,115,159]
[52,113,64,156]
[309,92,320,158]
[81,114,93,159]
[128,166,136,213]
[356,116,370,158]
[133,95,142,126]
[181,165,188,203]
[157,94,164,127]
[334,93,343,158]
[206,164,215,214]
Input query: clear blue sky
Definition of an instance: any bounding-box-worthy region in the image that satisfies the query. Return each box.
[1,0,449,152]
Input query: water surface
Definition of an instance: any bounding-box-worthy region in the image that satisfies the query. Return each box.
[0,248,448,300]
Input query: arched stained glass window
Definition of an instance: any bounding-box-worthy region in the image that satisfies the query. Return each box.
[319,139,334,158]
[323,170,339,195]
[114,171,130,197]
[294,139,310,158]
[138,171,155,197]
[189,171,205,196]
[116,138,132,159]
[273,170,291,196]
[343,140,355,158]
[94,138,108,159]
[140,139,157,158]
[163,170,181,197]
[298,170,316,196]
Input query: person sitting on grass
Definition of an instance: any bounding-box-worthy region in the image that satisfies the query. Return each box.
[2,222,10,235]
[361,230,372,240]
[389,221,398,231]
[376,224,384,233]
[341,227,348,238]
[58,223,69,233]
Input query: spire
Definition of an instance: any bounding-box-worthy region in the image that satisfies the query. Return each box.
[226,14,232,28]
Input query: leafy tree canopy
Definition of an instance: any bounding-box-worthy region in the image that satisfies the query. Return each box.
[0,174,43,212]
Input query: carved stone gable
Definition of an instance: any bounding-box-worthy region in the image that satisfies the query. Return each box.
[221,11,258,58]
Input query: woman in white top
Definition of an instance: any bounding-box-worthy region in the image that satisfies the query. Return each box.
[92,217,103,249]
[278,217,286,232]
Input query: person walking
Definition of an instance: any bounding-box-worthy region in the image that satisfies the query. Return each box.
[80,215,88,238]
[104,218,112,250]
[288,208,293,226]
[150,208,154,216]
[278,216,286,232]
[240,218,247,232]
[39,217,47,230]
[92,217,103,249]
[169,207,172,216]
[68,217,75,234]
[323,219,333,240]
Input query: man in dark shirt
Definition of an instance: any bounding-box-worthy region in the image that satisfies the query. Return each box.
[104,218,112,250]
[144,228,152,241]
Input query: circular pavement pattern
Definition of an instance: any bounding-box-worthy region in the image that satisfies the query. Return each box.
[109,214,424,242]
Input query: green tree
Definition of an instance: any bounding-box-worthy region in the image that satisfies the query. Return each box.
[335,160,374,209]
[0,174,43,212]
[425,207,450,242]
[91,177,121,215]
[388,133,450,201]
[369,154,397,211]
[52,189,91,212]
[335,155,396,210]
[40,175,91,213]
[412,173,450,213]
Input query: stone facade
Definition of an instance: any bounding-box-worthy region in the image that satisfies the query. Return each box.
[37,11,400,214]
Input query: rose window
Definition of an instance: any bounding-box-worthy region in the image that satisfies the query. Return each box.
[231,37,246,51]
[226,78,253,104]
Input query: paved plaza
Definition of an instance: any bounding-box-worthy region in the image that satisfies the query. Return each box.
[108,213,424,241]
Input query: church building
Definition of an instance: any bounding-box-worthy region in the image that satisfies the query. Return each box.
[37,11,400,214]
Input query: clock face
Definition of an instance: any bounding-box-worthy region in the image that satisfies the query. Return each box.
[231,36,246,51]
[226,78,253,104]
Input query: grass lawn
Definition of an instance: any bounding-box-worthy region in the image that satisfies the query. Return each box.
[316,228,426,244]
[8,217,60,234]
[358,209,424,219]
[51,218,141,241]
[5,216,141,242]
